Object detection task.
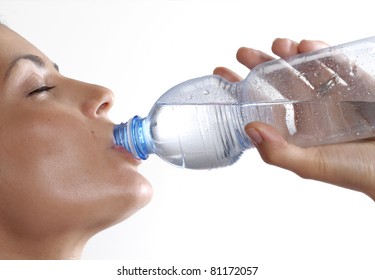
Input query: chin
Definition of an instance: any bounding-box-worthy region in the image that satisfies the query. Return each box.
[132,173,153,210]
[88,178,152,235]
[111,173,153,224]
[84,164,153,233]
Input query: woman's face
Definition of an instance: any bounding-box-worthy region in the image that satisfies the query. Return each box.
[0,25,152,237]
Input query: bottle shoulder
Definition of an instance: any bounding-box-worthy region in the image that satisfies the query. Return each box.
[155,75,240,105]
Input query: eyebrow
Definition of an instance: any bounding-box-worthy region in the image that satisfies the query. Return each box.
[3,54,60,82]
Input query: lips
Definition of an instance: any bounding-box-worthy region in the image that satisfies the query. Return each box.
[112,144,142,166]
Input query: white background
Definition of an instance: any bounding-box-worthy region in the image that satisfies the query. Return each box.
[1,0,375,279]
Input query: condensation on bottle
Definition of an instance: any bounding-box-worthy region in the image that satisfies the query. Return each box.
[114,37,375,169]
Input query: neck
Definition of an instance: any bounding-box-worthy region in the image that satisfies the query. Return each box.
[0,230,90,259]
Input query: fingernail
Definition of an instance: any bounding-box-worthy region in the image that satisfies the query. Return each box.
[246,127,263,145]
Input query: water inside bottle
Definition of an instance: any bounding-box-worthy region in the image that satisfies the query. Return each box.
[148,100,375,169]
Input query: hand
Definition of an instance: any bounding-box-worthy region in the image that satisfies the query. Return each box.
[214,38,375,201]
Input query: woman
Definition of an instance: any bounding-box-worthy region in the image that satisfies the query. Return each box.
[0,23,373,259]
[0,23,152,259]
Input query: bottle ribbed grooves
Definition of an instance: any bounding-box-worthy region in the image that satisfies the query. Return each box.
[113,115,149,160]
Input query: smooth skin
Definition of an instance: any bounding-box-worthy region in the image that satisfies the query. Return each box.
[214,38,375,201]
[0,24,152,259]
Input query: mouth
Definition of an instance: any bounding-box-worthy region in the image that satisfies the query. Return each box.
[112,144,142,166]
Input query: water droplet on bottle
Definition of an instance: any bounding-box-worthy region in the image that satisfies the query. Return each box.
[203,90,210,95]
[350,64,358,77]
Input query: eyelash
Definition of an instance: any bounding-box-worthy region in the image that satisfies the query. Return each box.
[28,85,56,96]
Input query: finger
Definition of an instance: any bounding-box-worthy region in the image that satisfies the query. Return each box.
[245,122,375,197]
[213,66,243,82]
[236,47,274,70]
[245,121,319,175]
[271,39,329,91]
[273,39,330,92]
[298,39,329,53]
[271,38,299,58]
[264,39,355,141]
[292,40,375,138]
[316,46,375,103]
[277,40,346,140]
[288,39,333,93]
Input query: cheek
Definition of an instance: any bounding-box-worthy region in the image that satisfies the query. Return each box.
[0,106,101,198]
[0,110,152,232]
[0,113,89,196]
[3,114,86,170]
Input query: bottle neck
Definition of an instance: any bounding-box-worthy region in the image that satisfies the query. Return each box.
[113,115,150,160]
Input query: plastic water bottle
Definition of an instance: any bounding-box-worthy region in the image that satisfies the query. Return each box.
[114,37,375,169]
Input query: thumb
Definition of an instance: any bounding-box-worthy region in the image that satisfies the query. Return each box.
[245,122,375,199]
[245,122,319,179]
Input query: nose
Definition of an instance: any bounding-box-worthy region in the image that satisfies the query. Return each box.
[68,79,115,119]
[84,84,114,119]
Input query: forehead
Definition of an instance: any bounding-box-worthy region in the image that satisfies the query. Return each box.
[0,25,49,91]
[0,25,45,78]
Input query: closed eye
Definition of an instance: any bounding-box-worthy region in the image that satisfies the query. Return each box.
[28,85,56,96]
